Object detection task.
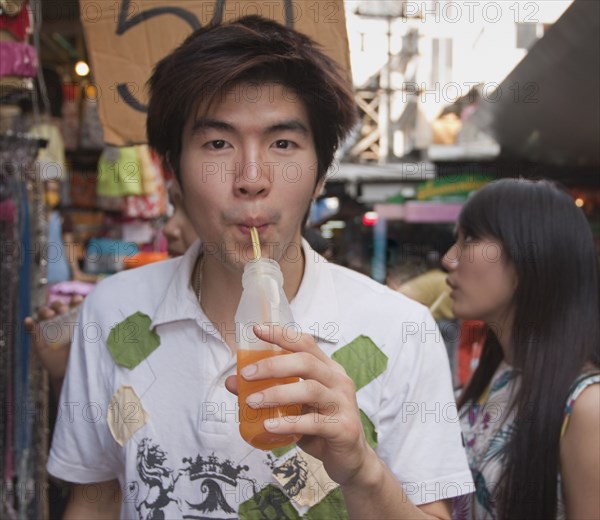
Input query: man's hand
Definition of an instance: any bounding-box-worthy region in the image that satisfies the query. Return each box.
[225,325,453,520]
[225,324,371,486]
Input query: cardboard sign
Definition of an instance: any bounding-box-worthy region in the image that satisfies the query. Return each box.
[79,0,351,146]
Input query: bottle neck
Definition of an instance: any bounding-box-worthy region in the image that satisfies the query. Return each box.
[242,258,284,288]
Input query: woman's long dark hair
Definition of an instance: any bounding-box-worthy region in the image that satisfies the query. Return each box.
[456,179,600,519]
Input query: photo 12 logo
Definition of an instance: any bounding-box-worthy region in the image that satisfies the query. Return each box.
[400,2,540,24]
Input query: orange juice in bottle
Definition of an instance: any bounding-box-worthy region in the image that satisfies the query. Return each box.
[235,228,302,450]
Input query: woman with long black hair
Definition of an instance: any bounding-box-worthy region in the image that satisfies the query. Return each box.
[445,179,600,519]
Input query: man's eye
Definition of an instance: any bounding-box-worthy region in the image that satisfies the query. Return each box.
[209,140,227,149]
[274,139,292,149]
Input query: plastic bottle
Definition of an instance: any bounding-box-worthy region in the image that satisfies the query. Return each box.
[235,257,302,450]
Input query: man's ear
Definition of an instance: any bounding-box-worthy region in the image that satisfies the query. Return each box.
[164,152,174,177]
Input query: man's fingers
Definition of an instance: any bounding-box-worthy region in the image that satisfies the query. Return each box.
[262,408,362,444]
[225,374,239,395]
[245,379,342,413]
[240,350,341,388]
[253,325,334,367]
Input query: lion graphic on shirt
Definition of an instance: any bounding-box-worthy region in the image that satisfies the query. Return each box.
[271,453,309,499]
[127,438,183,520]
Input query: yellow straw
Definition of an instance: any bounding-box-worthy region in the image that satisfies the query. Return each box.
[250,226,261,260]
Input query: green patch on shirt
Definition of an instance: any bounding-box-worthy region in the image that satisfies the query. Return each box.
[331,335,388,391]
[304,487,348,519]
[240,484,348,519]
[271,443,296,457]
[239,484,300,519]
[107,312,160,369]
[359,409,378,449]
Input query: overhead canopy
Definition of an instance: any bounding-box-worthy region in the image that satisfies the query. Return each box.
[470,0,600,168]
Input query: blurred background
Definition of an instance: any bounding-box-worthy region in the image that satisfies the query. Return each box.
[2,0,597,282]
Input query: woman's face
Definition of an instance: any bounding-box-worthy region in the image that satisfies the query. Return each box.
[443,229,518,328]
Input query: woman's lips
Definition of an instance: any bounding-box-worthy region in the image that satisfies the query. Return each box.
[446,279,460,298]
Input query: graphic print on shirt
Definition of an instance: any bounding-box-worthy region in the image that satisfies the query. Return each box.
[127,438,183,519]
[182,452,257,516]
[127,438,258,519]
[266,452,308,500]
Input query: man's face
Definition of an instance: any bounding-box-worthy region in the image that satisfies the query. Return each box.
[179,82,321,271]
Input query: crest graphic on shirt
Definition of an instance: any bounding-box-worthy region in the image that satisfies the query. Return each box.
[182,452,257,516]
[127,438,184,519]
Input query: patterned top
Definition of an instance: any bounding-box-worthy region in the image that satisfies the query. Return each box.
[453,363,600,520]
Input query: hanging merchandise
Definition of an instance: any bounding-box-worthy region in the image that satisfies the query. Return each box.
[69,168,97,208]
[0,76,34,105]
[46,209,70,284]
[29,122,66,181]
[121,219,155,244]
[124,149,167,219]
[0,41,37,78]
[95,193,125,212]
[78,93,104,150]
[0,177,18,520]
[0,2,65,517]
[97,145,144,197]
[47,280,95,306]
[0,133,49,520]
[0,1,26,16]
[84,237,139,274]
[58,81,79,151]
[136,144,156,194]
[0,0,31,41]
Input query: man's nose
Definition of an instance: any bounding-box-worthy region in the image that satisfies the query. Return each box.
[234,154,272,198]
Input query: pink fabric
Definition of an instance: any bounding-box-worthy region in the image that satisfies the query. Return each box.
[0,199,17,222]
[0,41,37,78]
[48,280,96,305]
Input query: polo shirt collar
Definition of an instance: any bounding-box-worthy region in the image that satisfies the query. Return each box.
[151,240,203,328]
[151,238,341,344]
[289,239,341,344]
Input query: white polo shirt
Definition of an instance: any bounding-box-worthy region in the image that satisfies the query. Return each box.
[48,240,473,518]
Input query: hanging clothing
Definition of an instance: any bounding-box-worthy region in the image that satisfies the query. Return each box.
[0,41,37,78]
[97,146,144,197]
[0,0,31,41]
[1,132,47,520]
[46,210,70,284]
